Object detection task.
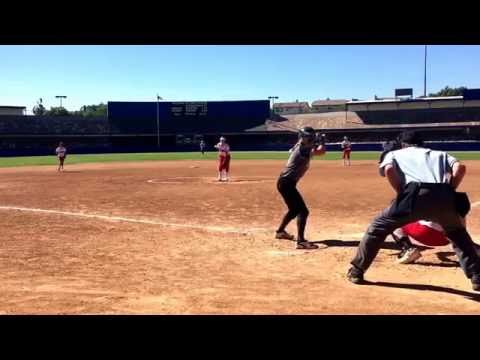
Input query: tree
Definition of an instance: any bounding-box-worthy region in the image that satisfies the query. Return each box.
[32,98,47,116]
[429,86,467,97]
[74,103,107,117]
[47,106,70,116]
[38,102,108,117]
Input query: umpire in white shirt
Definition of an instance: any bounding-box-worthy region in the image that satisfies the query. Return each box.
[347,131,480,291]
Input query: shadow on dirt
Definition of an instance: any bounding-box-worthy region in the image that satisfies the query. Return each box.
[314,240,460,267]
[436,251,459,264]
[413,261,459,268]
[312,239,423,251]
[364,280,480,302]
[413,251,460,268]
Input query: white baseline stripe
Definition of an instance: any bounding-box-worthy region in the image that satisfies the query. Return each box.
[0,205,269,235]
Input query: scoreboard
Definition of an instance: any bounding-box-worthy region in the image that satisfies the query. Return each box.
[171,102,208,117]
[108,100,269,134]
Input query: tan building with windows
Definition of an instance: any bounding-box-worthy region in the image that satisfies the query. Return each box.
[273,101,310,115]
[311,99,348,113]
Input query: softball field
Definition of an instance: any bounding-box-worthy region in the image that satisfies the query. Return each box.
[1,157,479,314]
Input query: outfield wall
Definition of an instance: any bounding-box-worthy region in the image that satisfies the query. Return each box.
[1,134,480,156]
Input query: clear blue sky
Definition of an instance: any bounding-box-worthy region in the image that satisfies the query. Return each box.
[1,45,479,113]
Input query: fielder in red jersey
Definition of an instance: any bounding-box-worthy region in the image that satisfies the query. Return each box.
[341,136,352,166]
[214,136,231,182]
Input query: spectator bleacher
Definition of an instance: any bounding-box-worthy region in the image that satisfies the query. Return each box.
[0,116,109,135]
[1,104,480,155]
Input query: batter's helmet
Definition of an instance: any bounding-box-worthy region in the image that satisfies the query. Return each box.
[298,126,316,142]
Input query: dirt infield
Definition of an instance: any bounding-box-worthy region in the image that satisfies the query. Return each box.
[1,159,480,314]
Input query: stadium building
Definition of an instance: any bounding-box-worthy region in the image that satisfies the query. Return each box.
[311,99,348,113]
[1,92,480,156]
[0,105,26,116]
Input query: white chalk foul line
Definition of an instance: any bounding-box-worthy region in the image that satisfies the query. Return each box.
[146,177,275,185]
[471,201,480,208]
[0,205,270,235]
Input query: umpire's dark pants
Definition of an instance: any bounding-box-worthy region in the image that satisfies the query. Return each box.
[351,183,480,279]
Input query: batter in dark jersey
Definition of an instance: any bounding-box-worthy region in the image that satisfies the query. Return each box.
[276,127,326,249]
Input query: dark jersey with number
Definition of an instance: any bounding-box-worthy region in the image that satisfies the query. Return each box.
[279,143,314,183]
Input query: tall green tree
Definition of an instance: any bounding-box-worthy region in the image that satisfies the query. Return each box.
[74,103,107,117]
[47,106,70,116]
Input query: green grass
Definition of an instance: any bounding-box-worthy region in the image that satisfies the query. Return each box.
[1,151,480,168]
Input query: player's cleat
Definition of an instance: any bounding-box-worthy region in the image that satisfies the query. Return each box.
[296,241,319,250]
[347,266,365,284]
[397,247,422,264]
[275,231,294,240]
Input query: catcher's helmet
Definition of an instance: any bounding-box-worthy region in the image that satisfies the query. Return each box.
[298,126,316,142]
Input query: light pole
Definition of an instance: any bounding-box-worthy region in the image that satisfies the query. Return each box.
[268,96,279,117]
[55,95,67,108]
[156,94,163,149]
[424,45,427,97]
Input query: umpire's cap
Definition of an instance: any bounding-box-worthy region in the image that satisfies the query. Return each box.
[399,130,423,146]
[298,126,316,140]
